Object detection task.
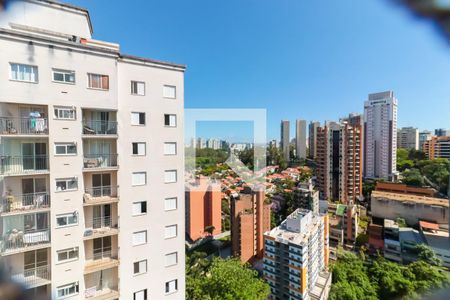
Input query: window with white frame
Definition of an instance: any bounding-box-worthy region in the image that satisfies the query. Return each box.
[133,259,147,275]
[57,247,79,263]
[55,143,77,155]
[164,114,177,127]
[87,73,109,90]
[57,282,79,298]
[132,142,146,156]
[56,178,78,192]
[132,201,147,216]
[56,212,78,228]
[165,252,178,267]
[164,170,177,183]
[164,197,177,211]
[132,230,147,246]
[52,69,75,84]
[54,106,76,120]
[10,63,38,82]
[131,81,145,95]
[164,224,177,239]
[163,85,176,99]
[133,289,147,300]
[132,172,146,186]
[165,279,178,294]
[131,112,146,125]
[163,142,177,155]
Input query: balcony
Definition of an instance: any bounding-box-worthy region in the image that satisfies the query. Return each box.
[83,120,117,136]
[84,267,119,300]
[83,154,118,170]
[1,229,51,256]
[83,186,119,206]
[85,287,119,300]
[0,155,49,176]
[84,217,118,240]
[1,192,50,216]
[84,249,119,274]
[11,265,51,289]
[0,117,48,136]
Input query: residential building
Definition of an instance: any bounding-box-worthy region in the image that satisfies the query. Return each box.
[0,1,185,298]
[328,203,358,249]
[308,121,320,159]
[435,128,450,137]
[280,120,290,162]
[196,137,206,149]
[295,120,307,160]
[423,136,450,160]
[231,186,271,263]
[419,130,432,150]
[363,91,398,180]
[295,179,319,214]
[206,138,221,150]
[185,177,222,241]
[316,118,362,203]
[397,127,419,150]
[263,209,331,300]
[269,139,278,148]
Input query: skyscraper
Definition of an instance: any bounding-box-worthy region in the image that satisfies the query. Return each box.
[419,130,433,150]
[295,119,307,160]
[363,91,398,180]
[308,121,320,159]
[280,120,290,162]
[397,127,419,150]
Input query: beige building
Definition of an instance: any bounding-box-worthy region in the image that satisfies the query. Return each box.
[0,1,185,299]
[397,127,419,150]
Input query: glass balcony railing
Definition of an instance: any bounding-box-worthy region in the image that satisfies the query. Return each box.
[0,155,49,175]
[1,192,50,214]
[83,120,117,135]
[83,154,118,169]
[11,265,51,289]
[0,117,48,135]
[84,186,118,198]
[1,229,51,254]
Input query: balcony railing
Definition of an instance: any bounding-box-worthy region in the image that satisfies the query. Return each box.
[1,229,50,254]
[85,285,119,299]
[11,265,51,288]
[84,186,118,198]
[0,117,48,135]
[1,192,50,214]
[83,154,118,169]
[0,155,49,175]
[83,120,117,135]
[85,248,118,261]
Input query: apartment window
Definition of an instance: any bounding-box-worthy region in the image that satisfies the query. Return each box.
[55,143,77,155]
[164,114,177,127]
[57,282,79,298]
[164,142,177,155]
[132,201,147,216]
[10,63,38,82]
[52,69,75,84]
[164,197,177,211]
[165,279,178,294]
[132,142,146,156]
[132,230,147,246]
[131,81,145,95]
[133,259,148,275]
[164,225,177,239]
[164,170,177,183]
[56,212,78,228]
[57,247,79,263]
[56,178,78,192]
[165,252,178,267]
[163,85,176,99]
[132,172,147,186]
[131,112,146,125]
[133,289,147,300]
[54,106,76,120]
[87,73,109,90]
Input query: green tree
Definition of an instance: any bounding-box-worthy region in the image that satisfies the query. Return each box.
[401,168,424,186]
[415,244,442,266]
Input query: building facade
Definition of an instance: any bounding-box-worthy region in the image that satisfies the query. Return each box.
[308,121,320,160]
[419,130,432,151]
[397,127,419,150]
[363,91,398,180]
[423,136,450,160]
[280,120,290,162]
[435,128,450,137]
[0,1,185,299]
[295,119,307,160]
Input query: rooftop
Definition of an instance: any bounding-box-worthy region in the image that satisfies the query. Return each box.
[371,190,449,207]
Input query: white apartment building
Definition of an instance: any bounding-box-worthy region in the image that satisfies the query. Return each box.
[0,1,185,299]
[295,120,306,160]
[397,127,419,150]
[263,209,331,300]
[363,91,398,180]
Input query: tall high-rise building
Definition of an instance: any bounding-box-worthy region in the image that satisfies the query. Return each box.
[295,119,307,160]
[397,127,419,150]
[206,138,221,150]
[316,118,363,203]
[263,209,331,300]
[435,128,450,137]
[423,136,450,160]
[231,186,271,263]
[419,130,433,151]
[308,121,320,159]
[280,120,290,162]
[363,91,398,180]
[0,1,185,298]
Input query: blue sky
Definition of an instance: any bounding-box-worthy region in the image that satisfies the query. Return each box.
[69,0,450,141]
